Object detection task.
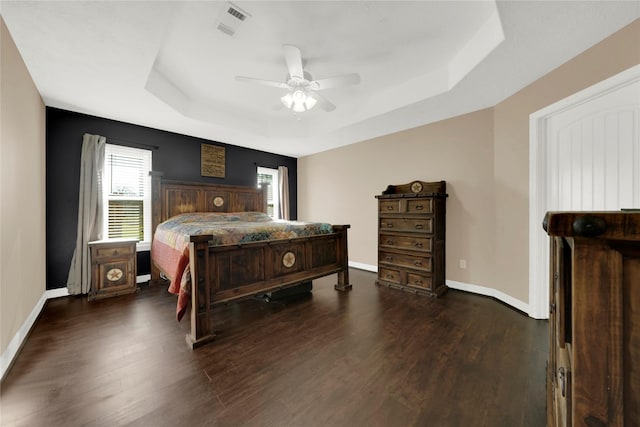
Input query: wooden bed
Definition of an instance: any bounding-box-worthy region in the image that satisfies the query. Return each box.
[150,174,351,348]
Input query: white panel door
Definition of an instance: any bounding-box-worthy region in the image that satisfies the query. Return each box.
[529,65,640,319]
[546,82,640,213]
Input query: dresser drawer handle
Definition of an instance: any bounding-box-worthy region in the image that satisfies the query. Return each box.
[414,242,423,248]
[415,205,424,210]
[414,260,422,267]
[386,274,394,279]
[386,223,393,228]
[386,239,394,245]
[113,250,119,255]
[415,224,423,230]
[385,256,393,262]
[414,279,423,285]
[386,205,394,210]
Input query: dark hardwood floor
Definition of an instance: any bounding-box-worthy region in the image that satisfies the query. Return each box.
[1,269,548,427]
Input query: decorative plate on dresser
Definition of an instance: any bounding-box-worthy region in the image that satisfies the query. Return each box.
[375,180,447,297]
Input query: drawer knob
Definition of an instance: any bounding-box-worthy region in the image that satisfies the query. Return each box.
[414,279,423,285]
[386,205,394,210]
[386,274,394,279]
[572,215,607,237]
[113,250,119,255]
[386,223,393,228]
[385,256,393,261]
[414,260,422,267]
[415,224,423,229]
[415,205,423,210]
[386,239,394,245]
[414,242,423,248]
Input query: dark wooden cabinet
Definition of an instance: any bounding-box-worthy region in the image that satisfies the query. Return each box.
[544,211,640,427]
[88,239,138,300]
[375,180,447,297]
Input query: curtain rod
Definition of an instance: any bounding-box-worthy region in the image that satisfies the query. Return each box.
[106,136,159,151]
[254,162,281,169]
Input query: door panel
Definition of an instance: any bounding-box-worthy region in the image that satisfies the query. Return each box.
[546,80,640,213]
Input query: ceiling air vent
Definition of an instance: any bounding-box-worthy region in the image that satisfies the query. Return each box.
[216,2,250,37]
[227,5,247,21]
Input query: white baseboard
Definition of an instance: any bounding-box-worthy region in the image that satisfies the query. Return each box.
[1,287,69,382]
[348,261,377,273]
[346,265,530,315]
[446,279,530,314]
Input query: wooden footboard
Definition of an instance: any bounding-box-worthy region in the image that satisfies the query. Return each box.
[187,225,351,348]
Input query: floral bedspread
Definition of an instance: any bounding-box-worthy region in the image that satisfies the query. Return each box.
[151,212,333,320]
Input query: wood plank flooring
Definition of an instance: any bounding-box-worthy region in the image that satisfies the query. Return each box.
[1,269,548,426]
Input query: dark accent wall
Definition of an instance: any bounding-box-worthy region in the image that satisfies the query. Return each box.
[46,107,297,290]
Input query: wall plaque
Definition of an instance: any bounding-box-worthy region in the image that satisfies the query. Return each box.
[201,144,225,178]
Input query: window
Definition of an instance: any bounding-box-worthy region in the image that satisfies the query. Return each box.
[103,144,152,250]
[257,166,279,219]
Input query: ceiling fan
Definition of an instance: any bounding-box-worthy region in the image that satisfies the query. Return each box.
[235,45,360,113]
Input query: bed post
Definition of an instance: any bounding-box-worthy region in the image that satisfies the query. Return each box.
[187,235,216,348]
[149,171,164,285]
[333,225,352,291]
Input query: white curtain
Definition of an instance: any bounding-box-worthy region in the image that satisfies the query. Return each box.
[278,166,290,220]
[66,133,106,295]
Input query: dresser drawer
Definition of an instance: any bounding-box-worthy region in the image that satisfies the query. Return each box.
[407,272,432,290]
[380,251,431,272]
[379,234,432,252]
[380,218,433,233]
[378,267,401,284]
[407,198,433,213]
[379,200,401,213]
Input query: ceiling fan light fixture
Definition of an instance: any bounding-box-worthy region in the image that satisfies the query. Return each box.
[281,93,294,109]
[281,89,317,113]
[304,95,317,110]
[292,102,306,113]
[292,89,306,103]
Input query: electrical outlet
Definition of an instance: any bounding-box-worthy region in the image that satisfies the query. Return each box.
[459,259,467,269]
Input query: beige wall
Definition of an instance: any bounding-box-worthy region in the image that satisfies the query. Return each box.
[299,19,640,306]
[0,18,46,358]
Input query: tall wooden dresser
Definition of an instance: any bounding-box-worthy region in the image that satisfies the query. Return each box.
[544,211,639,427]
[375,180,447,297]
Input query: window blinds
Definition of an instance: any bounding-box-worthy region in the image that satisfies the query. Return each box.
[104,144,152,243]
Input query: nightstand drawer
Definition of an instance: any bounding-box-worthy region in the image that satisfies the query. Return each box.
[94,244,135,259]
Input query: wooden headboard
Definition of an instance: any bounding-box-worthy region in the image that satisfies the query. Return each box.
[151,174,268,235]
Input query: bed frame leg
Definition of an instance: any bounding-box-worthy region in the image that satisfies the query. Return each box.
[334,225,352,291]
[188,238,216,349]
[186,332,216,349]
[334,268,352,291]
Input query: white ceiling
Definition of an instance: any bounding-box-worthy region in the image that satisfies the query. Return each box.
[2,1,639,157]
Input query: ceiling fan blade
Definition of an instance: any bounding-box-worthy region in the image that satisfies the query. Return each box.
[283,45,304,80]
[310,73,360,90]
[309,92,336,112]
[235,76,290,89]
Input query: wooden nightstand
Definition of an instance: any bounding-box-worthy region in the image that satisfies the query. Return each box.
[88,239,138,301]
